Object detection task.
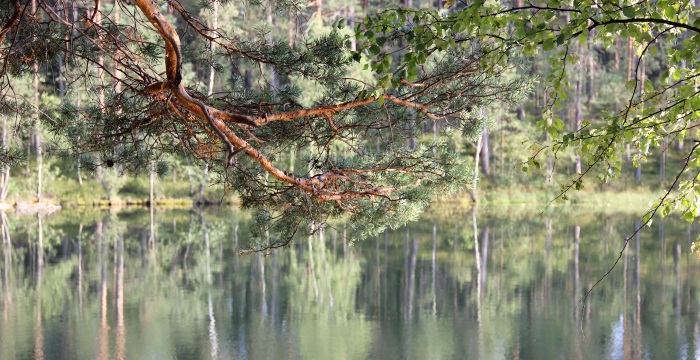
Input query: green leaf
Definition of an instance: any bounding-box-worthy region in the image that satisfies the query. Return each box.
[578,32,587,45]
[648,45,657,56]
[672,67,682,81]
[625,79,637,91]
[622,6,636,18]
[542,39,554,51]
[553,118,564,131]
[643,81,653,93]
[664,6,677,19]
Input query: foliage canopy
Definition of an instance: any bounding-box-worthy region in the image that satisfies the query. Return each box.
[359,0,700,237]
[0,0,528,247]
[6,0,700,247]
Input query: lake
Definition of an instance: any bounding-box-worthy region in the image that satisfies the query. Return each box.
[0,206,698,359]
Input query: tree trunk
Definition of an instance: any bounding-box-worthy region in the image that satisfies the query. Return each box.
[660,136,667,181]
[34,61,42,202]
[114,4,121,93]
[32,0,41,203]
[614,36,620,71]
[480,129,490,176]
[186,157,195,197]
[636,57,646,184]
[288,11,296,48]
[627,37,634,82]
[199,162,209,202]
[208,0,218,96]
[347,5,355,51]
[1,116,9,202]
[574,46,583,175]
[149,161,155,208]
[471,134,483,202]
[517,104,525,121]
[73,3,82,186]
[587,38,595,104]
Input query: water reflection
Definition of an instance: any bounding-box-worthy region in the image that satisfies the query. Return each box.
[0,208,698,359]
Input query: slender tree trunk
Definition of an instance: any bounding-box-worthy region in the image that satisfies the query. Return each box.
[660,136,667,181]
[57,54,65,97]
[348,5,355,50]
[587,38,595,104]
[288,11,295,47]
[185,156,195,196]
[149,161,155,208]
[199,162,208,202]
[208,0,218,96]
[574,47,583,174]
[614,36,620,71]
[545,116,553,184]
[1,116,9,202]
[517,104,525,121]
[114,4,121,94]
[470,134,483,202]
[31,0,41,202]
[636,57,646,184]
[480,129,490,176]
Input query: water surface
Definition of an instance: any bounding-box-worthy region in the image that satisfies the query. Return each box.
[0,207,698,359]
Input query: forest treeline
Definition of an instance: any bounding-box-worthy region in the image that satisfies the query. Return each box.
[1,0,684,206]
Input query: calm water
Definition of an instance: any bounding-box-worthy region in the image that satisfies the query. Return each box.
[0,206,698,359]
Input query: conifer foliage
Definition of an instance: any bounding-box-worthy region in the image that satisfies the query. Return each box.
[0,0,524,247]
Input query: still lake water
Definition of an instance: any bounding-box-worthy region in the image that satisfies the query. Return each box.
[0,206,698,359]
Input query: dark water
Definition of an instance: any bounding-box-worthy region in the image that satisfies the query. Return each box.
[0,207,699,359]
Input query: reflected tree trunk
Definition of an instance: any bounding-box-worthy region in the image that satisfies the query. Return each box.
[573,225,580,321]
[431,221,437,316]
[1,212,10,310]
[201,212,219,359]
[34,272,43,360]
[320,228,333,307]
[473,211,481,323]
[97,218,109,360]
[376,231,382,316]
[481,227,489,287]
[307,234,318,300]
[0,213,11,357]
[472,210,484,359]
[406,232,417,321]
[34,212,44,359]
[116,233,125,360]
[77,223,83,312]
[660,219,666,263]
[635,220,641,324]
[674,242,681,317]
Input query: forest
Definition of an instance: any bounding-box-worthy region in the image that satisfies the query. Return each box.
[0,0,698,244]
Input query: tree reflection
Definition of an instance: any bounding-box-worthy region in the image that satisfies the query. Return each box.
[0,208,696,359]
